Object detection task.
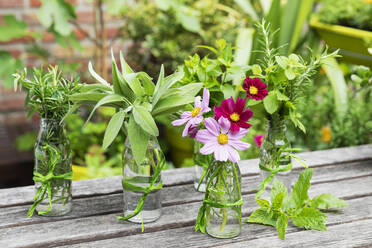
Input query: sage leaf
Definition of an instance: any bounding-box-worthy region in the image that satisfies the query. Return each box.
[127,115,150,165]
[88,61,110,86]
[133,105,159,136]
[292,207,327,231]
[102,110,126,149]
[311,194,348,209]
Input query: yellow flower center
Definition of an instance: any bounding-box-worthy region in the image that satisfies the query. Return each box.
[230,112,240,122]
[217,134,228,145]
[191,107,201,117]
[321,126,331,143]
[249,86,258,95]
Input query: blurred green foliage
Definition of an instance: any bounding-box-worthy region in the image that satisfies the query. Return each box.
[121,0,247,77]
[317,0,372,31]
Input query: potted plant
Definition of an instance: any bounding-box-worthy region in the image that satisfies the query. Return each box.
[70,51,202,228]
[310,0,372,66]
[13,66,81,217]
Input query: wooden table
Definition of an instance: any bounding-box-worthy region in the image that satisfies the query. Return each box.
[1,144,371,248]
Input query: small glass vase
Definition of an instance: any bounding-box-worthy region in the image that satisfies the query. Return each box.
[193,141,211,192]
[205,160,242,238]
[122,137,162,223]
[259,113,292,200]
[33,118,72,216]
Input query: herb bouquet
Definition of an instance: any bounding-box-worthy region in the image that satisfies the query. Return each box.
[70,52,202,228]
[177,39,250,192]
[13,66,81,217]
[173,88,253,238]
[242,21,339,198]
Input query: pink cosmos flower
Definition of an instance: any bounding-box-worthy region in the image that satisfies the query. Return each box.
[172,88,211,137]
[196,117,250,163]
[243,77,268,101]
[214,97,253,133]
[254,135,264,147]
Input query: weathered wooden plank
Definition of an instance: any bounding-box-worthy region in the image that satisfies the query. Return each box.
[1,159,371,230]
[59,195,372,248]
[221,218,372,248]
[1,143,371,208]
[1,175,371,248]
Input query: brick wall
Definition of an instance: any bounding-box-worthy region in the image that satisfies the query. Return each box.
[0,0,127,171]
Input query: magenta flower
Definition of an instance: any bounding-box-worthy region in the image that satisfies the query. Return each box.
[196,117,250,163]
[172,88,211,137]
[254,135,264,147]
[243,77,268,101]
[214,97,252,133]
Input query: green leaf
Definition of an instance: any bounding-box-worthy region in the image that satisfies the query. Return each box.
[271,178,288,205]
[137,72,155,95]
[234,0,258,21]
[275,56,287,69]
[152,94,195,116]
[272,192,285,210]
[69,92,108,102]
[102,110,126,149]
[322,57,348,118]
[123,73,144,97]
[285,68,296,80]
[276,213,288,240]
[127,115,150,165]
[85,94,128,125]
[88,61,110,86]
[275,90,289,101]
[133,105,159,136]
[311,194,348,209]
[292,207,327,231]
[0,15,29,42]
[38,0,76,36]
[0,51,23,89]
[111,58,136,102]
[79,83,112,93]
[246,208,276,227]
[256,199,270,208]
[263,91,279,114]
[175,9,201,33]
[289,168,313,209]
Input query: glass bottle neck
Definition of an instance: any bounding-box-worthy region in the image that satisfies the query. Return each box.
[38,118,66,142]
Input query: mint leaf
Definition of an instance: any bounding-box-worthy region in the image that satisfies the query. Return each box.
[311,194,348,209]
[256,199,270,208]
[292,207,327,231]
[263,91,279,114]
[273,192,285,210]
[246,208,276,227]
[276,213,288,240]
[271,178,288,204]
[288,168,313,209]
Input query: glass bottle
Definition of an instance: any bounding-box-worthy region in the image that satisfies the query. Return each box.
[205,160,242,238]
[259,113,292,200]
[122,137,162,223]
[193,141,211,192]
[34,118,72,216]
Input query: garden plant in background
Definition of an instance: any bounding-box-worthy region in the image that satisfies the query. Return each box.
[13,66,81,217]
[70,51,202,229]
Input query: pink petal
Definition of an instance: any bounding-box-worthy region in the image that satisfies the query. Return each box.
[196,129,216,144]
[229,128,249,140]
[214,145,228,162]
[234,97,245,113]
[204,118,219,136]
[181,111,192,119]
[202,88,210,109]
[190,115,203,125]
[228,139,251,151]
[172,118,190,126]
[226,145,240,163]
[200,141,218,155]
[201,106,211,113]
[182,121,192,137]
[218,117,231,134]
[221,97,234,114]
[194,96,201,108]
